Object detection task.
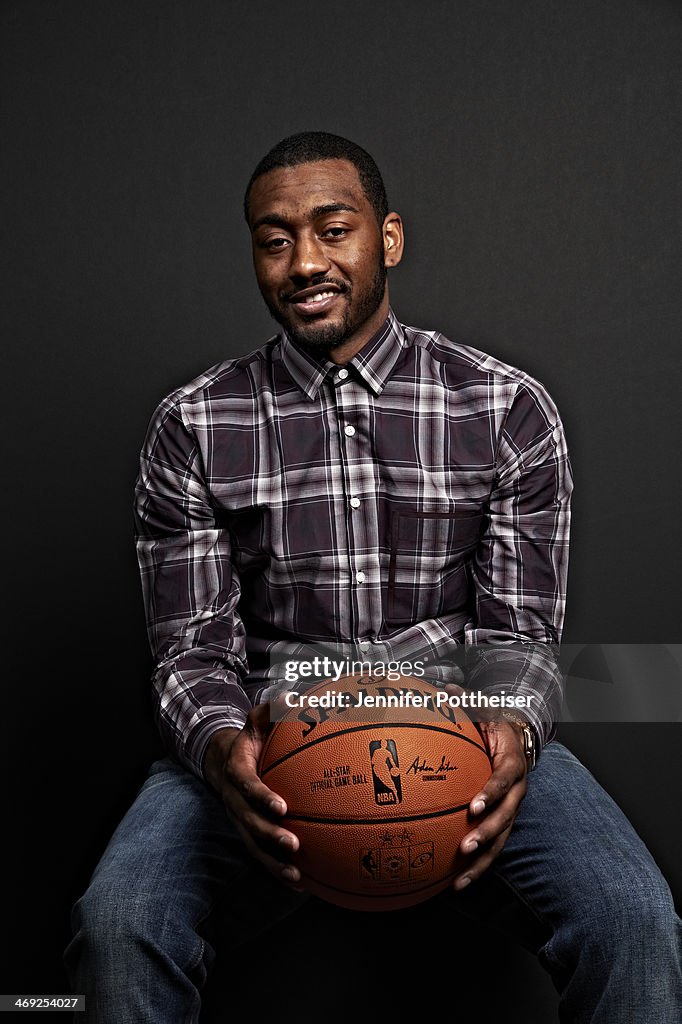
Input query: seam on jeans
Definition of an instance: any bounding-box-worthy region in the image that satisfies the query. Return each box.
[183,861,257,973]
[208,862,262,922]
[185,936,205,974]
[179,895,218,976]
[183,897,219,977]
[491,867,571,972]
[491,868,546,926]
[538,933,571,977]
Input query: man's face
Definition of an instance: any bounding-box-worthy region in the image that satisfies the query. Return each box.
[248,159,399,355]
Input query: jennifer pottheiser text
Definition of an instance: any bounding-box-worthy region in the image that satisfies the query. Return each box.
[283,688,535,710]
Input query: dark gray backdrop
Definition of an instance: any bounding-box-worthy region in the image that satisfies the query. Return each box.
[3,0,681,1016]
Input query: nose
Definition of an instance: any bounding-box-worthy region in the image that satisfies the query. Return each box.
[288,231,331,281]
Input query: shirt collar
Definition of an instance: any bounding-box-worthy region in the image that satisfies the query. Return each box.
[279,307,407,400]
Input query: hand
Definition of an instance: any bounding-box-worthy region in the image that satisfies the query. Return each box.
[203,703,303,890]
[452,716,529,891]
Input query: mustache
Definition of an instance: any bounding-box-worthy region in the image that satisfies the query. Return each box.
[281,277,349,303]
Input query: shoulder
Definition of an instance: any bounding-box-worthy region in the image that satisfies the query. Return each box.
[144,333,282,435]
[401,319,550,393]
[399,318,564,426]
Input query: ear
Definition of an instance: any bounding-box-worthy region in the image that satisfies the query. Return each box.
[382,213,404,268]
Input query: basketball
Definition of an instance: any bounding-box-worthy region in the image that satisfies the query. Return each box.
[258,673,492,911]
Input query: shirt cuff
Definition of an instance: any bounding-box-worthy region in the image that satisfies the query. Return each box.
[475,684,556,753]
[183,709,250,782]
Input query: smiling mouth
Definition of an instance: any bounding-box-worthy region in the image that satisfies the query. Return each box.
[296,289,337,306]
[287,284,346,317]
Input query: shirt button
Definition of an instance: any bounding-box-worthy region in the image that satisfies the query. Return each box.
[337,368,349,380]
[344,425,356,437]
[356,570,366,584]
[359,642,370,653]
[350,497,361,509]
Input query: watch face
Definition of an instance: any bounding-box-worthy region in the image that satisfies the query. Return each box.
[523,727,537,770]
[501,715,536,768]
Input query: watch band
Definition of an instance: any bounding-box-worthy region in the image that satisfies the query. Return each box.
[500,712,537,772]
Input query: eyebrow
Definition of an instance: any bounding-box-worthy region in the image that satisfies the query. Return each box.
[251,202,360,233]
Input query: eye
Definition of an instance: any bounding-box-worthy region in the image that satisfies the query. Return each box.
[264,236,291,250]
[322,226,348,239]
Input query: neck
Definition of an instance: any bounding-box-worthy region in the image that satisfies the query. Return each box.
[327,293,391,365]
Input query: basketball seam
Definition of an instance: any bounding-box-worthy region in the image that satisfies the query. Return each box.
[260,721,488,777]
[284,800,471,826]
[302,870,456,903]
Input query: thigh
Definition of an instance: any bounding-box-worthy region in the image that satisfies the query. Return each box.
[78,756,308,947]
[491,739,673,930]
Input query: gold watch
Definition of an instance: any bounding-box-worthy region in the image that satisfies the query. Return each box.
[500,713,537,772]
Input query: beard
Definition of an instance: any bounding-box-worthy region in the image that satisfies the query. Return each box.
[264,259,387,355]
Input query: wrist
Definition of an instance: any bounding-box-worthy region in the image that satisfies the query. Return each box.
[203,726,241,794]
[499,712,538,772]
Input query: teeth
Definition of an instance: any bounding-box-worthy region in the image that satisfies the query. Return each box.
[302,290,334,304]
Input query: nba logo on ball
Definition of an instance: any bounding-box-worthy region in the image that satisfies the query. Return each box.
[369,739,402,804]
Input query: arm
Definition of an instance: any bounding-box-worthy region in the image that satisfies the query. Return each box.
[454,378,573,889]
[134,394,252,777]
[134,392,301,885]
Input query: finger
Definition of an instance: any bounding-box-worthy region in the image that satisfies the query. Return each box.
[221,777,300,858]
[232,817,304,887]
[225,782,303,881]
[234,768,290,816]
[459,780,527,855]
[237,801,301,859]
[225,762,289,817]
[453,824,514,890]
[225,732,290,817]
[469,739,527,816]
[470,756,525,815]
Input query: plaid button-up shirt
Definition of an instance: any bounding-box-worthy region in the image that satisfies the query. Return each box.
[134,309,573,779]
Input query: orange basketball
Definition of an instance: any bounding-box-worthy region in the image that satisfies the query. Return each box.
[258,673,492,911]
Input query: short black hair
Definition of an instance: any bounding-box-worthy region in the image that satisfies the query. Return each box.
[244,131,388,227]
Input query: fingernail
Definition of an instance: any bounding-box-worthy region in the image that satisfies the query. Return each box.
[472,799,485,815]
[454,876,472,890]
[279,834,297,851]
[463,838,478,854]
[270,799,286,815]
[282,865,300,882]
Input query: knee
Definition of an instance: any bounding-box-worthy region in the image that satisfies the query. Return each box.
[69,880,160,967]
[65,878,209,1018]
[69,871,207,977]
[581,869,680,958]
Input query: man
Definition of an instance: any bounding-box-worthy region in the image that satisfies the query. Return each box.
[66,131,682,1022]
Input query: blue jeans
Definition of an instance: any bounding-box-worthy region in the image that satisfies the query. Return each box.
[64,742,682,1023]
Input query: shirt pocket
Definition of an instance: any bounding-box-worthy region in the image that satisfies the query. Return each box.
[387,510,483,625]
